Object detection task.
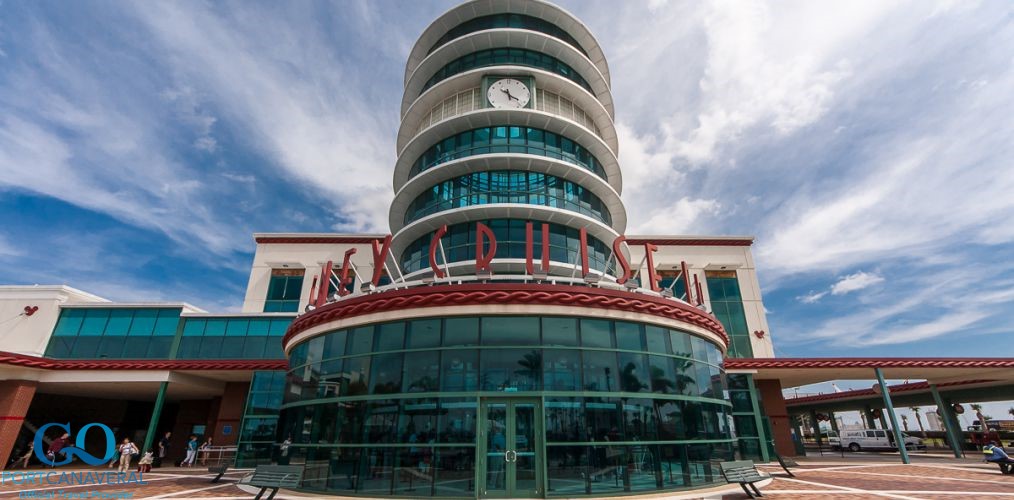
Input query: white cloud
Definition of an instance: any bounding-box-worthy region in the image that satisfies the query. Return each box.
[830,271,884,296]
[131,2,397,232]
[629,198,721,234]
[797,291,827,304]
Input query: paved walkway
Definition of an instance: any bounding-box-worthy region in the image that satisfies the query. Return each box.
[2,456,1013,499]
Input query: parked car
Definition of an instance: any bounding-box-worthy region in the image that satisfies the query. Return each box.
[835,429,925,452]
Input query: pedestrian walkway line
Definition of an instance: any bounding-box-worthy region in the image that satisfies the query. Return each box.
[815,468,1014,485]
[137,482,233,499]
[777,476,926,500]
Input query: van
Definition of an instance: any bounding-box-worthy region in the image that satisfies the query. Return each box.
[836,429,925,452]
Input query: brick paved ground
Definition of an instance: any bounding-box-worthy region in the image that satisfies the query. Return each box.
[2,457,1013,499]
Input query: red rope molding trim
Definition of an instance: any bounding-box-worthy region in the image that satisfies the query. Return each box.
[284,283,728,349]
[0,351,287,371]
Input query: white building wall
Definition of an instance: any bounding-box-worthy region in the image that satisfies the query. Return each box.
[242,234,388,313]
[0,286,108,358]
[626,237,774,358]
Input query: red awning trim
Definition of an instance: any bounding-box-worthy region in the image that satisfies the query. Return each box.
[284,283,729,349]
[724,357,1014,369]
[624,238,753,246]
[0,351,287,371]
[784,379,995,405]
[255,236,380,244]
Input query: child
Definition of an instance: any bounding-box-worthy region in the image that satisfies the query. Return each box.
[137,450,154,474]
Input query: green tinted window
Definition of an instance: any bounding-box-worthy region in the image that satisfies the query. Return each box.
[128,310,157,336]
[580,319,613,348]
[205,319,227,336]
[79,309,109,336]
[105,310,133,335]
[153,309,180,336]
[226,319,249,336]
[53,309,85,336]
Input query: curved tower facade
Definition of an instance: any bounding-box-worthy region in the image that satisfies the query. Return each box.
[279,1,736,498]
[390,0,625,278]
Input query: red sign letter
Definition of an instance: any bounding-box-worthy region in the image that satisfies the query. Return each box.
[613,236,631,284]
[338,249,357,296]
[314,262,331,307]
[370,235,393,286]
[525,222,550,275]
[644,243,661,292]
[476,222,497,274]
[429,225,448,279]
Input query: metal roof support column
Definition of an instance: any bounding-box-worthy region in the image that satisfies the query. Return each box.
[809,410,823,448]
[142,381,169,458]
[930,384,963,458]
[875,367,910,464]
[746,375,771,462]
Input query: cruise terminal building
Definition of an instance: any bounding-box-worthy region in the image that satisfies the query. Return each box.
[0,0,836,498]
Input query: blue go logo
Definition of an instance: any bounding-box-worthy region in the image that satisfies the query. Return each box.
[34,423,115,466]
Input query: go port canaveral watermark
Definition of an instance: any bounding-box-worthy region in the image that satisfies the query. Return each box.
[3,423,147,499]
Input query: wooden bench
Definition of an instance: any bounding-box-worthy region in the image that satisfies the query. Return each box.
[208,464,229,483]
[774,452,799,477]
[720,460,768,498]
[248,465,303,500]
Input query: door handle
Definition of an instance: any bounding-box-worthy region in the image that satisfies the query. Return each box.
[506,450,517,462]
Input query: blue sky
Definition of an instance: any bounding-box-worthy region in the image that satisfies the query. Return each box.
[1,0,1012,361]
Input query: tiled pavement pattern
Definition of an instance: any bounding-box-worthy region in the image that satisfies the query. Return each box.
[2,459,1014,499]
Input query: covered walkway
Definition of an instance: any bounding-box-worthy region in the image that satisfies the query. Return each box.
[724,357,1014,463]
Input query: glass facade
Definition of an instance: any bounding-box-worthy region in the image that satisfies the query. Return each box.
[399,219,612,275]
[237,370,287,466]
[45,307,293,360]
[705,271,753,358]
[405,171,611,226]
[280,315,733,497]
[429,14,588,57]
[409,126,607,181]
[177,317,291,359]
[46,307,181,359]
[422,48,592,95]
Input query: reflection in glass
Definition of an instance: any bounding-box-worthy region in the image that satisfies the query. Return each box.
[542,317,579,346]
[443,317,478,346]
[441,350,478,392]
[582,350,617,392]
[433,448,475,496]
[481,349,541,391]
[543,349,581,391]
[485,403,507,493]
[439,399,477,443]
[617,353,648,393]
[403,350,440,392]
[545,398,583,442]
[370,353,403,394]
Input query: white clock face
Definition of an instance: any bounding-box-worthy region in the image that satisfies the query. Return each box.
[487,78,530,109]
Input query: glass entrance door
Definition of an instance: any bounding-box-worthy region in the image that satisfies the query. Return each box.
[480,398,542,498]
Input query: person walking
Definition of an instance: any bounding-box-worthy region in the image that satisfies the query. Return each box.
[12,442,34,469]
[117,438,138,473]
[155,431,171,468]
[48,433,70,467]
[137,450,153,473]
[181,435,198,467]
[198,437,213,465]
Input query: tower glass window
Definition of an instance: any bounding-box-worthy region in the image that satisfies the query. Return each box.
[264,269,304,312]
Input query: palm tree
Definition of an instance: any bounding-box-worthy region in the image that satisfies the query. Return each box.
[901,414,909,432]
[910,407,926,438]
